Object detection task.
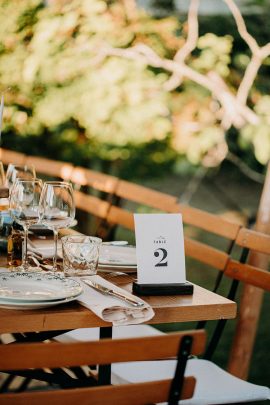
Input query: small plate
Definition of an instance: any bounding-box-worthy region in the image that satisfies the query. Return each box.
[0,272,82,302]
[0,294,79,310]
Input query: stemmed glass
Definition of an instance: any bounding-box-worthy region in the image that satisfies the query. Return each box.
[9,178,43,272]
[39,182,75,272]
[5,164,36,188]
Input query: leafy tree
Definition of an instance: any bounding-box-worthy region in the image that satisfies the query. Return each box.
[0,0,269,178]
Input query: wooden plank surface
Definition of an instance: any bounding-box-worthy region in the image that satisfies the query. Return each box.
[0,275,236,334]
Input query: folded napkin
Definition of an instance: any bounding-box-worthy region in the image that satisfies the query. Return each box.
[76,275,155,326]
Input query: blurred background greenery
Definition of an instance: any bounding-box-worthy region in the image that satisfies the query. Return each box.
[0,0,269,180]
[0,0,269,396]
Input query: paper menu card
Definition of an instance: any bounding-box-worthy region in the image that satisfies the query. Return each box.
[134,213,186,285]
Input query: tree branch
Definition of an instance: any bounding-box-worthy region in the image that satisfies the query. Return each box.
[102,42,259,128]
[174,0,199,63]
[164,0,199,91]
[224,0,270,105]
[224,0,260,53]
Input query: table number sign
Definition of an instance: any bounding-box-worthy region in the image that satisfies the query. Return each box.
[133,213,193,296]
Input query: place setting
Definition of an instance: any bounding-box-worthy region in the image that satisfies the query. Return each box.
[0,205,193,325]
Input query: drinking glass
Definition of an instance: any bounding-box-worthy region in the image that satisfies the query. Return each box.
[5,164,36,188]
[62,235,102,277]
[9,178,43,272]
[39,182,75,272]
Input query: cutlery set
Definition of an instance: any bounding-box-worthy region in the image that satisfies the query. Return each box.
[82,278,144,308]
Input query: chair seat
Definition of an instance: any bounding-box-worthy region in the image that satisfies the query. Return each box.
[111,358,270,404]
[55,324,163,342]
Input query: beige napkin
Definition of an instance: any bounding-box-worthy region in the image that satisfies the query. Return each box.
[76,275,155,326]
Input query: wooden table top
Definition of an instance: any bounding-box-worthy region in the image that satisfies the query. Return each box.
[0,273,236,334]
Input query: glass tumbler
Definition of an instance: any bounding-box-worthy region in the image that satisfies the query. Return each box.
[62,235,102,277]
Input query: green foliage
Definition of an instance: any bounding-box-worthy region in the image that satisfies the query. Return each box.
[0,0,179,177]
[240,96,270,164]
[0,0,269,178]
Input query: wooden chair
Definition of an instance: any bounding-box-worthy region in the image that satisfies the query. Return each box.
[111,228,270,404]
[0,330,206,405]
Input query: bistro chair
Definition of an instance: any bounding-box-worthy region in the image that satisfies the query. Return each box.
[0,330,206,405]
[110,228,270,404]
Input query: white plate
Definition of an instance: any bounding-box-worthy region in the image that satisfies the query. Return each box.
[0,272,82,302]
[0,294,79,310]
[99,245,137,266]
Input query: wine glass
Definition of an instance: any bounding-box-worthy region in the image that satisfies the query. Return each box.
[39,182,75,272]
[5,164,36,188]
[9,178,43,272]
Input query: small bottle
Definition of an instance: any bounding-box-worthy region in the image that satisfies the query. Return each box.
[0,187,11,254]
[0,187,9,212]
[7,222,24,268]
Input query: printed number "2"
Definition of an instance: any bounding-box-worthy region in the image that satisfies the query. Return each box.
[154,248,168,267]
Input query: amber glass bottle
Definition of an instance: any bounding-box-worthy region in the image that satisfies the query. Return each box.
[7,222,24,268]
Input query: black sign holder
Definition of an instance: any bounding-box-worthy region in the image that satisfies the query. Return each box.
[132,281,194,296]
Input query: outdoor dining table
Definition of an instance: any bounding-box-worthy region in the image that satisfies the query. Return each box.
[0,272,236,335]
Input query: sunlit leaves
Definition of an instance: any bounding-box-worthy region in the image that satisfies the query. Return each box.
[0,0,269,174]
[240,96,270,164]
[193,33,233,77]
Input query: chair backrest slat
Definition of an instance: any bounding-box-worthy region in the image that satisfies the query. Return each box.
[235,228,270,254]
[0,331,205,370]
[0,148,26,166]
[70,167,118,193]
[115,180,177,210]
[74,190,111,219]
[176,203,241,240]
[0,377,196,405]
[24,156,74,181]
[185,237,229,270]
[225,259,270,291]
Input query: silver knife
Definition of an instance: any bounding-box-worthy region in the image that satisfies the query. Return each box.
[82,279,144,308]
